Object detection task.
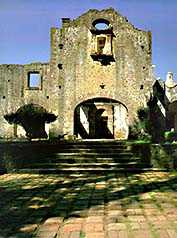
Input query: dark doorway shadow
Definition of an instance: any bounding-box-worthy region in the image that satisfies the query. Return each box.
[95,109,113,139]
[74,98,115,139]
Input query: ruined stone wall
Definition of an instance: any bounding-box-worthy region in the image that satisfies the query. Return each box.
[0,8,154,139]
[0,63,60,138]
[50,27,65,135]
[56,8,153,135]
[0,65,23,137]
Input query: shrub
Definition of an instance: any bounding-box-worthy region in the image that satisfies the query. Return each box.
[164,131,177,142]
[129,107,152,141]
[4,104,57,139]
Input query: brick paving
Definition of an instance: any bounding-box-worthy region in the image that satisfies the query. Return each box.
[0,171,177,237]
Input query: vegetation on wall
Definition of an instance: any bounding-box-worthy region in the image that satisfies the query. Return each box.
[4,104,57,139]
[129,107,152,141]
[164,131,177,143]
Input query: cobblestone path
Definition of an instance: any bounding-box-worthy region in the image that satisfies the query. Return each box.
[0,171,177,237]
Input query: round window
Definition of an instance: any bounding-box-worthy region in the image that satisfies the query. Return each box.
[95,22,109,30]
[92,19,110,30]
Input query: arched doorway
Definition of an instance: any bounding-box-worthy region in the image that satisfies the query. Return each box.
[74,98,128,140]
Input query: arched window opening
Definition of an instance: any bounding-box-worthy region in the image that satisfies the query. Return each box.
[95,22,109,30]
[92,19,111,31]
[90,18,114,65]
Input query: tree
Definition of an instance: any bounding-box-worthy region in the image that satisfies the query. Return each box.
[4,104,57,139]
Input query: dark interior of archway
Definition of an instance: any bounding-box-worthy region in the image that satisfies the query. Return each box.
[74,102,113,139]
[95,108,113,139]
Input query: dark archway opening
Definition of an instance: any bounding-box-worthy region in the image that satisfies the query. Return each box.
[74,98,128,140]
[90,108,113,139]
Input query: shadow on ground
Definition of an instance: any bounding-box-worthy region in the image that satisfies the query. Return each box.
[0,171,177,237]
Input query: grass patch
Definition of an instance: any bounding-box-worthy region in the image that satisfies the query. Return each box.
[80,231,86,238]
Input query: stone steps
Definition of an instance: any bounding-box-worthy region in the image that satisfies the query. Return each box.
[43,152,133,157]
[37,157,141,163]
[24,161,141,166]
[1,140,152,173]
[43,148,130,153]
[15,167,150,174]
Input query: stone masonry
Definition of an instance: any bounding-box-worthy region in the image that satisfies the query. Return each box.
[0,8,154,139]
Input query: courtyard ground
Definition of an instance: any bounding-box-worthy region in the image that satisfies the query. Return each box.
[0,171,177,238]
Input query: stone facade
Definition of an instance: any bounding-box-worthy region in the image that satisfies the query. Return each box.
[0,8,154,140]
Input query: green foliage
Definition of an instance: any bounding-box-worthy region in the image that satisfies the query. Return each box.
[4,104,57,139]
[4,104,57,126]
[137,108,149,121]
[80,232,86,238]
[4,113,19,124]
[164,131,177,142]
[129,122,151,141]
[129,107,152,141]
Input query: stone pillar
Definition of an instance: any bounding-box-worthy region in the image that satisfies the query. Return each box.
[114,104,129,140]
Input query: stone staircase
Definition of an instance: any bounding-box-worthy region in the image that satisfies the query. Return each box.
[1,140,152,173]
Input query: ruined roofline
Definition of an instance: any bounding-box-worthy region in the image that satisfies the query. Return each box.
[61,7,150,34]
[0,64,23,67]
[75,7,123,19]
[24,62,49,66]
[77,7,120,17]
[62,7,125,24]
[0,62,49,67]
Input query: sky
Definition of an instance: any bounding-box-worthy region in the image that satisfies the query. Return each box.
[0,0,177,81]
